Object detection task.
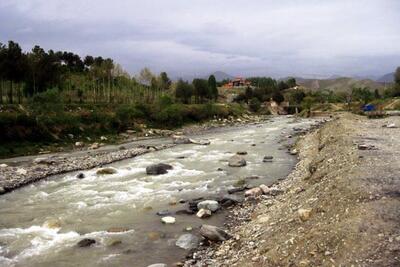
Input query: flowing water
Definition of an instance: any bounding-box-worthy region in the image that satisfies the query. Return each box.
[0,117,320,267]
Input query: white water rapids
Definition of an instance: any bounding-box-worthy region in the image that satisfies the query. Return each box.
[0,116,322,267]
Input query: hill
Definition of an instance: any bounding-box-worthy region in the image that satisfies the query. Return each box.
[377,72,395,83]
[208,71,234,82]
[296,77,385,92]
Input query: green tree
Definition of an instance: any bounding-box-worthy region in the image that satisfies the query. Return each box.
[159,72,171,91]
[175,79,193,104]
[208,75,218,101]
[192,78,209,103]
[286,77,297,88]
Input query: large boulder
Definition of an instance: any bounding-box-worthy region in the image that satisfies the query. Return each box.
[228,155,247,167]
[197,200,219,212]
[199,225,231,242]
[146,163,173,175]
[175,234,200,250]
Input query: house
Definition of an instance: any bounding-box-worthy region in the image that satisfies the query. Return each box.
[223,77,251,88]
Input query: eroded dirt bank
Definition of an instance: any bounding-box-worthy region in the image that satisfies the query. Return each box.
[189,113,400,267]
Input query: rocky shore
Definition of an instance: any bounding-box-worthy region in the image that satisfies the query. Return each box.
[184,113,400,267]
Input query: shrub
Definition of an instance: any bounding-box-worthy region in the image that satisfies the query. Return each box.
[249,98,261,112]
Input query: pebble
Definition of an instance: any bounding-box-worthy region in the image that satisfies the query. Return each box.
[161,216,176,224]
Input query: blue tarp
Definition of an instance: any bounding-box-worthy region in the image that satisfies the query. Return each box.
[363,104,375,112]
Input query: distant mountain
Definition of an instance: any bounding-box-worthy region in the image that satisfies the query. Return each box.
[208,71,234,82]
[296,77,384,93]
[376,72,395,83]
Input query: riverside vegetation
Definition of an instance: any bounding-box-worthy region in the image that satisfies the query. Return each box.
[1,40,400,158]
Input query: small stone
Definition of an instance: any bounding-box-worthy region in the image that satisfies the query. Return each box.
[76,173,85,179]
[199,224,231,242]
[0,163,8,168]
[197,200,219,212]
[176,234,200,250]
[156,210,171,216]
[100,136,108,141]
[263,155,274,162]
[298,208,312,221]
[161,216,176,224]
[289,149,298,155]
[244,187,263,197]
[196,208,212,218]
[147,264,167,267]
[0,186,6,195]
[387,123,396,128]
[236,151,248,155]
[96,167,117,175]
[75,142,84,148]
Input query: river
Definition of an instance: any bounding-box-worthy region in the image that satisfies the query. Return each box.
[0,116,321,267]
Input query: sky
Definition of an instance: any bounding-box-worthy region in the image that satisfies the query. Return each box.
[1,0,400,79]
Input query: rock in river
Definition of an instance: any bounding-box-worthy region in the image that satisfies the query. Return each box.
[200,225,231,242]
[147,264,167,267]
[176,234,200,250]
[196,208,212,218]
[236,151,248,155]
[76,173,85,179]
[228,155,247,167]
[197,200,219,212]
[146,163,173,175]
[77,238,96,247]
[172,135,192,144]
[96,167,118,175]
[161,216,176,224]
[263,155,274,162]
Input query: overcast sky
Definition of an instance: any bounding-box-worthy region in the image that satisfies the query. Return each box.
[1,0,399,78]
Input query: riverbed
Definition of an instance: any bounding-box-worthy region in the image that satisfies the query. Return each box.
[0,116,322,267]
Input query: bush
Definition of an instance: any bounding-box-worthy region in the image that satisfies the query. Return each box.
[155,104,186,127]
[248,98,261,112]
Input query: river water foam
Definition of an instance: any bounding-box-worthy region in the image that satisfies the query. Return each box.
[0,117,320,267]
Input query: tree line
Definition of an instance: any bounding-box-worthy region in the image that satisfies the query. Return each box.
[0,40,176,105]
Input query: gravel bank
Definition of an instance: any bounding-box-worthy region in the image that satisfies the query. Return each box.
[0,144,175,194]
[187,113,400,267]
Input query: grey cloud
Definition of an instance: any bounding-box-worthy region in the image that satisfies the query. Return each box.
[0,0,399,78]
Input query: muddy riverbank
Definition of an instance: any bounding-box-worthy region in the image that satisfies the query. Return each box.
[187,113,400,267]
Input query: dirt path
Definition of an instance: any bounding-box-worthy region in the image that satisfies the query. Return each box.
[189,113,400,266]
